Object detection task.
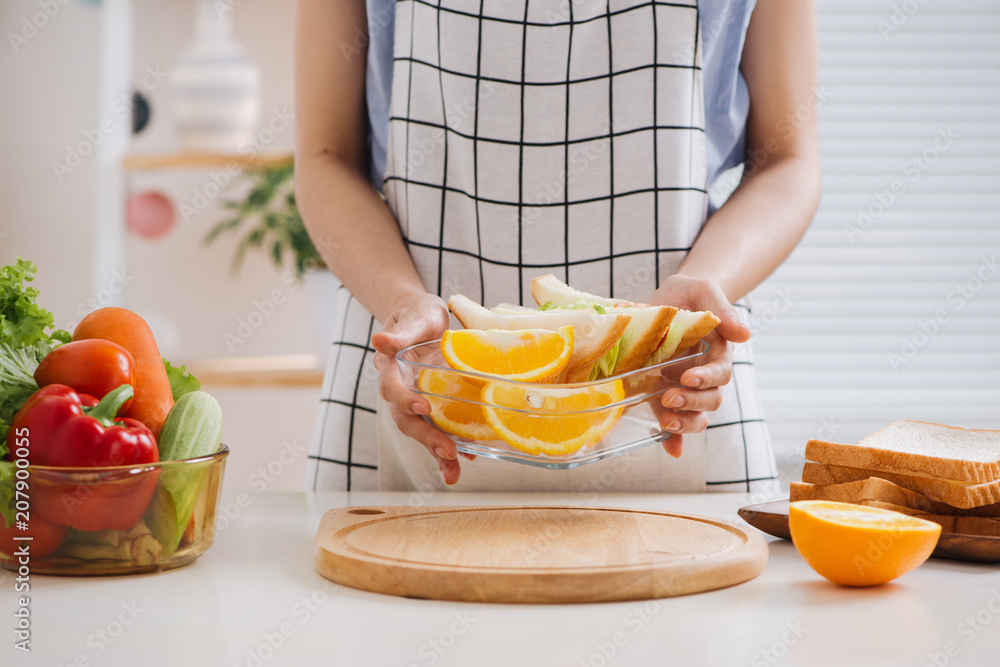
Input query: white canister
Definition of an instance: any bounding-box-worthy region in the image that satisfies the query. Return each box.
[171,1,260,153]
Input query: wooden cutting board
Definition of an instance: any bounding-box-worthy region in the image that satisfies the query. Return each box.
[314,505,768,603]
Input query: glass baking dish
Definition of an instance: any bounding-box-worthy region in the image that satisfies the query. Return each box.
[1,445,228,576]
[397,340,710,469]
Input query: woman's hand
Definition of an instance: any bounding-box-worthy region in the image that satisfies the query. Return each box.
[649,275,752,458]
[371,293,470,485]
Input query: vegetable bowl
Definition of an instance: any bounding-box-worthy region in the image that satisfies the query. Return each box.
[397,340,710,469]
[0,445,228,575]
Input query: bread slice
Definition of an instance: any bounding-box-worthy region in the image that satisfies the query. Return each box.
[447,294,631,383]
[800,461,1000,510]
[645,309,721,365]
[806,421,1000,485]
[529,274,677,374]
[790,485,1000,537]
[789,478,958,514]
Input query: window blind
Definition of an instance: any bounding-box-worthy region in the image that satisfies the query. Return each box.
[751,0,1000,484]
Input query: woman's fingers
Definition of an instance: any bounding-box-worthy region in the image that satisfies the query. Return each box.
[695,281,750,344]
[661,386,723,412]
[374,351,431,415]
[680,333,733,390]
[389,405,462,485]
[660,433,684,458]
[658,410,709,435]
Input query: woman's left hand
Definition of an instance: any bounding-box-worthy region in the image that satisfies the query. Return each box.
[648,275,751,458]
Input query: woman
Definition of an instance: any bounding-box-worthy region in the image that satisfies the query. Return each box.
[295,0,820,493]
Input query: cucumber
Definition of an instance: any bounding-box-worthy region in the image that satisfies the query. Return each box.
[145,391,223,553]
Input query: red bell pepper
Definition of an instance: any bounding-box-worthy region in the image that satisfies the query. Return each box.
[33,339,136,414]
[7,384,160,531]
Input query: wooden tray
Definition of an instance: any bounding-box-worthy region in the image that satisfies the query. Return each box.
[739,500,1000,564]
[314,505,769,603]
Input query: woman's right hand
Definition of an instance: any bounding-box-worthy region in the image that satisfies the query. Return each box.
[371,292,466,485]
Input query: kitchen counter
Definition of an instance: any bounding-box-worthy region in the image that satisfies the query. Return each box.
[4,491,999,667]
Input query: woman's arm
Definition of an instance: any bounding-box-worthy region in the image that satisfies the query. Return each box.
[650,0,821,453]
[295,0,463,483]
[676,0,822,300]
[294,0,425,322]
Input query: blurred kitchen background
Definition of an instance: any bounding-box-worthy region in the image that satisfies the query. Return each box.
[1,0,998,495]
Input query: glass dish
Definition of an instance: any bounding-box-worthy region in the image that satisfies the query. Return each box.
[397,340,710,469]
[1,445,228,576]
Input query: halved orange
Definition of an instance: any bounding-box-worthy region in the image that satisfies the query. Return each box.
[440,327,573,383]
[417,369,496,440]
[481,380,625,456]
[789,500,942,587]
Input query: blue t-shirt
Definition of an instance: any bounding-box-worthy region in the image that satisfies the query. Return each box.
[363,0,755,213]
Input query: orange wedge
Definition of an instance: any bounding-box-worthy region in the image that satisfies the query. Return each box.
[417,369,496,440]
[789,500,942,587]
[481,380,625,456]
[440,327,573,383]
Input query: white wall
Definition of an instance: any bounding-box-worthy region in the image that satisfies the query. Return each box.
[0,0,316,492]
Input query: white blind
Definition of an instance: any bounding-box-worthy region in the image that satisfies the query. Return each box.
[751,0,1000,483]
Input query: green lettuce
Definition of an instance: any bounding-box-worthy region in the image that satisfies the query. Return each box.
[163,359,202,402]
[539,300,606,314]
[0,259,69,449]
[588,339,621,382]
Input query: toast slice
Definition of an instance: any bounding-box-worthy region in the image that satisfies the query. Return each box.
[789,478,959,514]
[529,274,677,375]
[447,294,630,383]
[805,421,1000,485]
[790,485,1000,537]
[645,308,721,365]
[800,461,1000,510]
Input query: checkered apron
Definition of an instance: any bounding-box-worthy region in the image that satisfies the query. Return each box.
[307,0,777,493]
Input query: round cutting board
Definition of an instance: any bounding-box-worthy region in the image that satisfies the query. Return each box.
[313,505,768,603]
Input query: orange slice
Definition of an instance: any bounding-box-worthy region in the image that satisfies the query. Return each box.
[440,327,573,383]
[481,380,625,456]
[417,369,496,440]
[789,500,942,587]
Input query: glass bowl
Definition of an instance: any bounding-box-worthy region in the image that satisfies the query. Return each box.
[0,445,228,576]
[397,340,710,469]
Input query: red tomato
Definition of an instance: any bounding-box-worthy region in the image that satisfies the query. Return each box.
[33,339,136,414]
[0,513,68,559]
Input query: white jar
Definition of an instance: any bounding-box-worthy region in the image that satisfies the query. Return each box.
[171,1,260,153]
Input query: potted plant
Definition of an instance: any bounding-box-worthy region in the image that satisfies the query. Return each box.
[205,161,340,353]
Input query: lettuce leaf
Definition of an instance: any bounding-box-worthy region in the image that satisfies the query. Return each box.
[163,359,201,402]
[0,462,13,529]
[588,339,620,382]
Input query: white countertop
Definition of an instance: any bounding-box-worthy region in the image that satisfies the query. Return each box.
[4,491,999,667]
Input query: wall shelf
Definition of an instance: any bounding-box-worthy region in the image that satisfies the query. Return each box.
[122,152,293,171]
[185,354,323,388]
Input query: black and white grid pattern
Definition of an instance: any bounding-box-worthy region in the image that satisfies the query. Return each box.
[308,0,776,492]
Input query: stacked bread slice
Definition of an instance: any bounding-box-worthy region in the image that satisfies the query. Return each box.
[791,420,1000,536]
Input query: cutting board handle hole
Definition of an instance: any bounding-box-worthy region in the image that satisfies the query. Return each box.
[348,509,387,515]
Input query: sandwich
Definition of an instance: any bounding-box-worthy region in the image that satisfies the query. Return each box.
[447,276,721,383]
[447,294,630,383]
[528,274,720,373]
[792,420,1000,536]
